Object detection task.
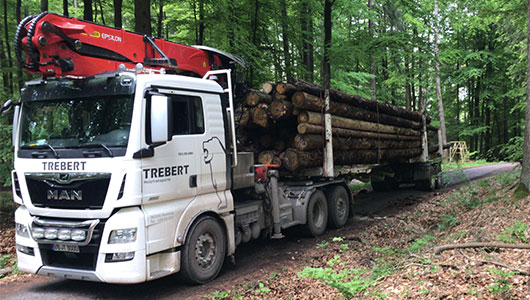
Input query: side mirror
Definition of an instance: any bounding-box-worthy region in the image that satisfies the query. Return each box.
[0,99,13,114]
[150,95,172,144]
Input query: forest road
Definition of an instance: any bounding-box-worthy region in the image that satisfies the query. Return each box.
[0,162,518,300]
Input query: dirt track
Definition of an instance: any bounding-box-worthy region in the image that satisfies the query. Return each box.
[0,163,518,300]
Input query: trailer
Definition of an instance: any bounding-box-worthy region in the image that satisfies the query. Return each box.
[5,13,441,284]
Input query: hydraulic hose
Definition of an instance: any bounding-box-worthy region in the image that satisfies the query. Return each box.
[25,11,49,69]
[13,14,36,68]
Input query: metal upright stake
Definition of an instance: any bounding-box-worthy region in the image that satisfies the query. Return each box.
[324,88,334,177]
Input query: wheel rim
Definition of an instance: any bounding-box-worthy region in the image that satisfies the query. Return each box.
[336,196,347,220]
[194,232,216,268]
[430,177,436,189]
[312,200,325,228]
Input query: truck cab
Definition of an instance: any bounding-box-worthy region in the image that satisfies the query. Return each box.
[13,70,237,283]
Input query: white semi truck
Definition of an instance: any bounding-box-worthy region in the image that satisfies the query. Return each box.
[6,13,441,284]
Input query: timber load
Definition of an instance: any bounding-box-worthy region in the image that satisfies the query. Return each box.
[235,79,440,171]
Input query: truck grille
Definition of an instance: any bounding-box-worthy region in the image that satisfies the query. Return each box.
[25,173,111,209]
[39,220,106,271]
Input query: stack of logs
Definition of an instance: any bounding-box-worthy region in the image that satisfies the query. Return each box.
[235,78,439,172]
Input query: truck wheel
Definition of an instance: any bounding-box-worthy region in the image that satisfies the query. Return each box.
[181,216,226,284]
[305,190,328,237]
[325,186,349,228]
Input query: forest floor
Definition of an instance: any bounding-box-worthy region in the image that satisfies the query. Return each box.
[203,168,529,299]
[0,165,528,299]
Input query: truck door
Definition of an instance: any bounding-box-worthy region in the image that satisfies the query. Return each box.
[141,90,205,253]
[197,93,229,210]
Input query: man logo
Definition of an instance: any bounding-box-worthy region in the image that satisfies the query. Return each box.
[47,190,83,201]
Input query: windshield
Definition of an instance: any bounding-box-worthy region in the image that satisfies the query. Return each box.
[19,95,134,149]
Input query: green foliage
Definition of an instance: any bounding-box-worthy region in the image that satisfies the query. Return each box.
[408,235,436,253]
[497,220,529,243]
[298,262,375,298]
[487,268,516,296]
[0,123,13,187]
[316,241,329,249]
[484,137,523,162]
[438,214,460,230]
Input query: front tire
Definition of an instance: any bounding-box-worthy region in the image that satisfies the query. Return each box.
[305,190,328,237]
[181,216,226,284]
[326,185,349,228]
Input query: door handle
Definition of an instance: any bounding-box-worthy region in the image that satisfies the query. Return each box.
[189,175,197,188]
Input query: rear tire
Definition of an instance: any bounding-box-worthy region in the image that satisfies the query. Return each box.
[305,190,328,237]
[326,186,349,228]
[181,216,226,284]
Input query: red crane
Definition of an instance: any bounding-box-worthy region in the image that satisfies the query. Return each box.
[15,12,244,78]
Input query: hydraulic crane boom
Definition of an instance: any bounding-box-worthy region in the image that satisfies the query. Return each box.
[15,12,244,78]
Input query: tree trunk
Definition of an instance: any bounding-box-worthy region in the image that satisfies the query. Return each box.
[270,100,293,120]
[262,82,275,94]
[198,0,204,45]
[521,0,530,190]
[297,111,421,136]
[322,0,333,87]
[3,0,13,94]
[83,0,93,21]
[368,0,376,101]
[16,0,23,90]
[276,82,297,95]
[292,92,422,129]
[63,0,69,16]
[41,0,48,11]
[134,0,151,35]
[114,0,122,28]
[282,148,423,171]
[280,0,291,80]
[97,0,105,25]
[289,78,428,123]
[246,90,272,106]
[157,0,163,37]
[250,104,270,128]
[433,0,447,147]
[297,123,421,141]
[294,134,421,151]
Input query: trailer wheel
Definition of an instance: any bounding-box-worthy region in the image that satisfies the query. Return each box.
[434,164,442,189]
[305,190,328,237]
[181,216,226,284]
[326,186,349,228]
[417,175,436,191]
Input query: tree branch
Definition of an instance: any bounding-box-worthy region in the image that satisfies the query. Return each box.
[434,242,530,255]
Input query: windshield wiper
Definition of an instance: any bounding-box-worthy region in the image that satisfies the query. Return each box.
[26,144,60,158]
[81,143,114,157]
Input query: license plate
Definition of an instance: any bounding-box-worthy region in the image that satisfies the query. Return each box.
[52,244,80,253]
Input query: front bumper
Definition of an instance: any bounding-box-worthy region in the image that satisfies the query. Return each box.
[15,206,149,284]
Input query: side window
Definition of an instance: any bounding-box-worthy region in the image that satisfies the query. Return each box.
[169,95,204,136]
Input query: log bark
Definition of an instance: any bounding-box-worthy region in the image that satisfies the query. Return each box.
[273,139,287,152]
[298,111,420,136]
[250,104,270,128]
[262,82,275,94]
[270,100,293,119]
[282,148,423,171]
[289,78,431,123]
[294,134,422,151]
[292,92,422,129]
[297,123,421,141]
[273,91,288,101]
[258,150,279,165]
[235,106,250,126]
[276,82,297,95]
[246,90,273,106]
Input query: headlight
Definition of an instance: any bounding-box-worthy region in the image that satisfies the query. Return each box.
[71,230,87,241]
[108,228,137,244]
[16,223,29,238]
[58,229,72,241]
[44,228,58,239]
[31,227,44,239]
